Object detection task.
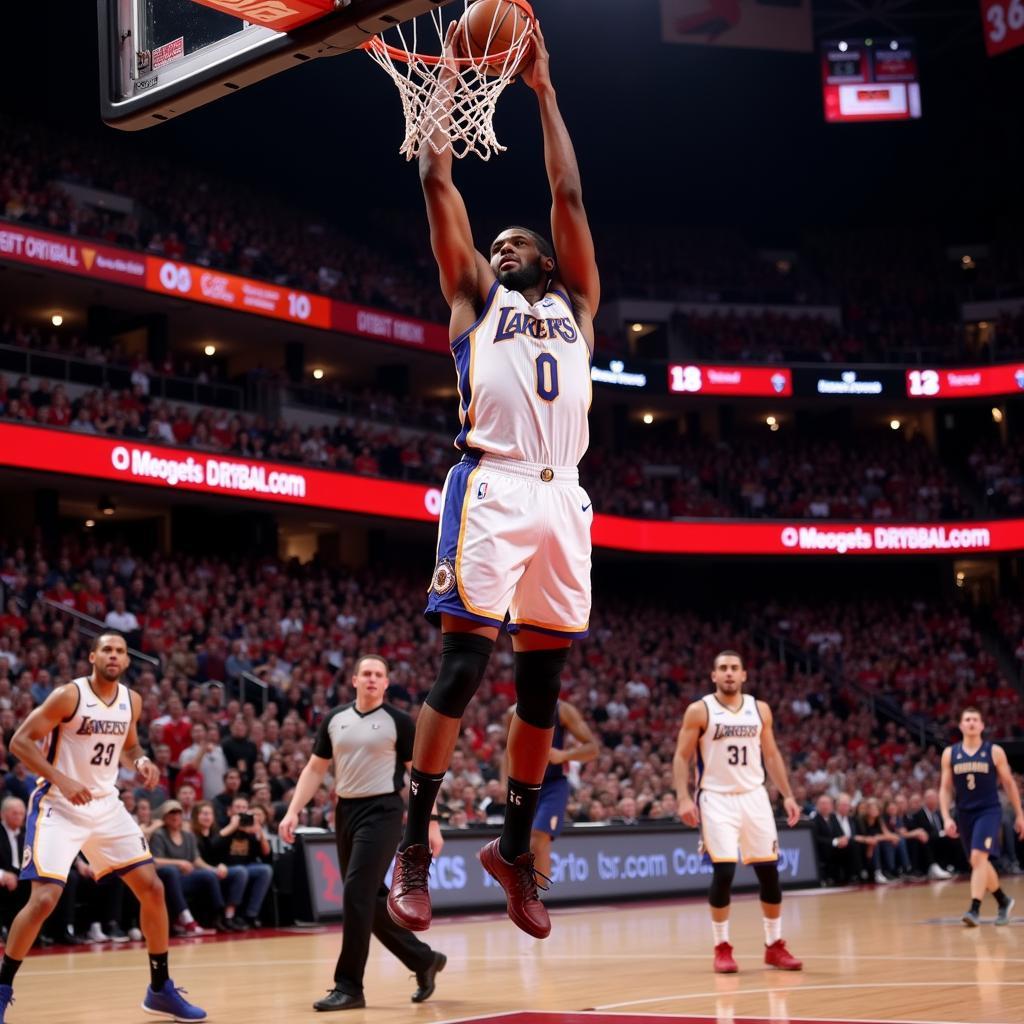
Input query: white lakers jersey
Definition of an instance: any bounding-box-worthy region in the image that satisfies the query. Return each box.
[452,283,591,467]
[42,677,133,801]
[697,693,766,794]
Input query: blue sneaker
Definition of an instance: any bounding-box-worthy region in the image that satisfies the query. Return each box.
[142,979,207,1021]
[0,984,13,1024]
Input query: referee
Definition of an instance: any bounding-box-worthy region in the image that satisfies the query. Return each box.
[280,654,446,1011]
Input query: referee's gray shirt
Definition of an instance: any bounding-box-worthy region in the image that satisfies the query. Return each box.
[313,702,414,799]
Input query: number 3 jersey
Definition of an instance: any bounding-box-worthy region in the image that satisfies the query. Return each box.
[44,677,133,802]
[452,282,591,468]
[697,693,767,794]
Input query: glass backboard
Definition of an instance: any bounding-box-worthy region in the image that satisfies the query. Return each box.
[98,0,453,130]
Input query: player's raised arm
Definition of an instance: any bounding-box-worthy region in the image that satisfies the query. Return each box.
[522,21,600,335]
[757,701,800,827]
[10,685,92,805]
[993,744,1024,839]
[420,24,493,311]
[673,701,707,826]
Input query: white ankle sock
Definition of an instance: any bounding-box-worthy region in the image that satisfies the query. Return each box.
[764,916,782,945]
[712,920,729,945]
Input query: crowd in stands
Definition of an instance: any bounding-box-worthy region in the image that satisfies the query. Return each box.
[5,117,1024,364]
[0,536,1021,937]
[967,438,1024,516]
[586,433,974,522]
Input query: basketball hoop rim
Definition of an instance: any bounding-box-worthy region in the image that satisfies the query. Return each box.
[358,0,535,67]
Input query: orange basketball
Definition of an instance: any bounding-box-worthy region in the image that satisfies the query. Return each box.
[457,0,534,76]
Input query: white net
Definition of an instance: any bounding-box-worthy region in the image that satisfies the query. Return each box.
[362,1,534,162]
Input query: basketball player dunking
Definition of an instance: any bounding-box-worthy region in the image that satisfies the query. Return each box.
[387,21,600,940]
[673,651,803,974]
[940,706,1024,926]
[0,632,205,1022]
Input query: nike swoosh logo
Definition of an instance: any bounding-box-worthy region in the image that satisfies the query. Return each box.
[582,502,592,512]
[85,703,98,708]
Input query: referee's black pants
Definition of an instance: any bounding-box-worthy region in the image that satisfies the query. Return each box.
[334,792,436,995]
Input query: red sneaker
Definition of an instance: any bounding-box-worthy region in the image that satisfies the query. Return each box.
[478,839,551,939]
[386,845,433,932]
[713,941,738,973]
[764,939,803,971]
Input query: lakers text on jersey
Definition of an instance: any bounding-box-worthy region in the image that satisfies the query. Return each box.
[21,677,153,884]
[697,694,779,864]
[425,284,593,636]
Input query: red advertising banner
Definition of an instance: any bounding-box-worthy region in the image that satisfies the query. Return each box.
[3,424,1022,557]
[668,364,793,397]
[331,302,450,355]
[145,259,332,329]
[0,224,147,287]
[906,364,1024,399]
[980,0,1024,57]
[0,423,441,524]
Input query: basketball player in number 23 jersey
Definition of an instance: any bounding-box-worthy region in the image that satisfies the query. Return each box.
[673,650,804,975]
[0,631,206,1023]
[388,22,601,943]
[940,705,1024,927]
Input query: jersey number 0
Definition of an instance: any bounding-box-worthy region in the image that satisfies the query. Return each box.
[535,353,559,402]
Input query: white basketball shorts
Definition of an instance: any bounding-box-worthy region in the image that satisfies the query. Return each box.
[698,787,780,864]
[22,785,153,884]
[425,454,593,637]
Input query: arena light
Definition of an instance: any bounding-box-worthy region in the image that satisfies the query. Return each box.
[766,416,777,427]
[890,419,901,431]
[838,40,849,52]
[99,495,116,516]
[313,368,325,380]
[642,413,654,425]
[204,344,216,356]
[992,407,1004,423]
[631,323,644,334]
[51,313,63,327]
[84,519,95,529]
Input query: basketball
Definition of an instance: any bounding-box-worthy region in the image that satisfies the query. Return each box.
[457,0,534,76]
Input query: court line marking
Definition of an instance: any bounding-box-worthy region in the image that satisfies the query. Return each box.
[566,1015,1011,1024]
[595,981,1024,1011]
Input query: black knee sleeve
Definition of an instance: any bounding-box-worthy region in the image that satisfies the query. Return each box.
[754,862,782,905]
[424,632,494,719]
[709,861,736,908]
[513,647,568,729]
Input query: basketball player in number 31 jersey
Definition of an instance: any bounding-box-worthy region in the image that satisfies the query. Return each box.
[0,631,205,1023]
[940,705,1024,926]
[388,20,600,942]
[673,650,803,974]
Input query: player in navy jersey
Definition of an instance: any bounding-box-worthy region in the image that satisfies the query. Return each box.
[940,706,1024,926]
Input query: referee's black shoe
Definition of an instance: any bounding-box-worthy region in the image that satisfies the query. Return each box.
[313,989,366,1012]
[412,952,446,1003]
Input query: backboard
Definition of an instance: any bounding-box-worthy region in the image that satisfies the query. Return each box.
[98,0,454,130]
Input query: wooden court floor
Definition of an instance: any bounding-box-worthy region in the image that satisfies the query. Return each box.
[7,876,1022,1023]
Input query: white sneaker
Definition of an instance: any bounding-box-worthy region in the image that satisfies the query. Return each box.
[86,922,109,943]
[874,870,891,885]
[127,927,143,941]
[928,863,953,880]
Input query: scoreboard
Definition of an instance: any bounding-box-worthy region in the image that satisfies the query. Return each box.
[821,38,922,123]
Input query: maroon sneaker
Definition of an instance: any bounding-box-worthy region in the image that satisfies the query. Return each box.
[764,939,803,971]
[387,844,433,931]
[478,838,551,939]
[713,941,738,974]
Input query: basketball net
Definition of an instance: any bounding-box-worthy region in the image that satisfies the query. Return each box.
[361,2,534,162]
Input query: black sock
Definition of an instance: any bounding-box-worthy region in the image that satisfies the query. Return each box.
[400,769,445,851]
[0,956,21,988]
[970,898,982,914]
[499,777,543,862]
[149,951,169,991]
[993,888,1010,908]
